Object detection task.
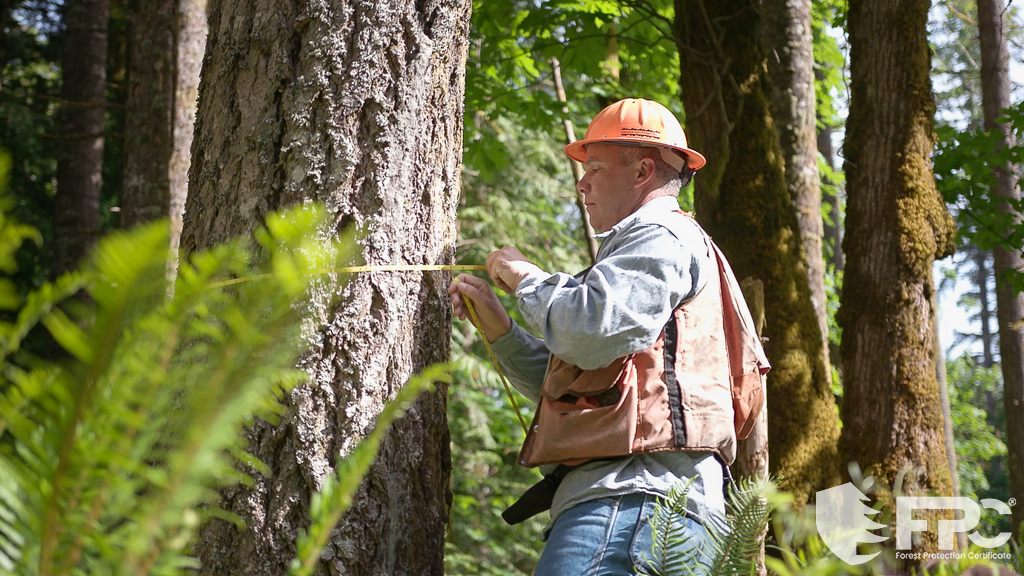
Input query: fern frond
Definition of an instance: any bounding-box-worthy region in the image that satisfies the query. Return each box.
[0,204,358,575]
[638,476,775,576]
[635,479,706,576]
[705,477,773,576]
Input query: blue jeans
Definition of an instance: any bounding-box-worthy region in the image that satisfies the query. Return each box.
[535,492,713,576]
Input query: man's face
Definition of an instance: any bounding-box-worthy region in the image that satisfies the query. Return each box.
[578,143,644,232]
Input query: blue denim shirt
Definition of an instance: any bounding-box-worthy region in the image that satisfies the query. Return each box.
[490,196,727,527]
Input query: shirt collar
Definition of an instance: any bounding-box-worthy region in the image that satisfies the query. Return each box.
[593,195,681,239]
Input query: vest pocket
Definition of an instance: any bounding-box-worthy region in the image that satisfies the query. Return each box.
[542,354,634,399]
[520,356,639,467]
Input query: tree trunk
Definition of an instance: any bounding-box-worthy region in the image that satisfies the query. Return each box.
[818,125,844,274]
[761,0,829,366]
[52,0,109,276]
[934,293,967,550]
[181,1,471,574]
[973,248,996,367]
[674,0,841,507]
[167,0,206,277]
[978,0,1024,539]
[121,0,175,227]
[121,0,206,271]
[839,0,957,545]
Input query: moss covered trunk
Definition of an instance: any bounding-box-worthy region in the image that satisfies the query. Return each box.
[674,0,840,506]
[761,0,829,364]
[181,0,471,573]
[839,0,957,530]
[978,0,1024,538]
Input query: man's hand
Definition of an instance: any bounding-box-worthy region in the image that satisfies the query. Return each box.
[486,246,543,293]
[448,274,512,343]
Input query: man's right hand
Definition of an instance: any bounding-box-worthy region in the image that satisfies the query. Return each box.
[448,274,512,343]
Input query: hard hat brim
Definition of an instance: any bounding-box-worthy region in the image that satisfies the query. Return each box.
[564,137,707,171]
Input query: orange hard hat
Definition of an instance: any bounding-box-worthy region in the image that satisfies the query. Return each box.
[564,98,706,171]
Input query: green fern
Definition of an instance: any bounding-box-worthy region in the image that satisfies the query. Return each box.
[635,478,706,576]
[705,477,773,576]
[0,201,362,574]
[636,476,775,576]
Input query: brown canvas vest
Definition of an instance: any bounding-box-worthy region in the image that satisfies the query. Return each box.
[517,217,768,468]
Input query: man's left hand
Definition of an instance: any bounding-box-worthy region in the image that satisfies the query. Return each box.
[486,246,543,293]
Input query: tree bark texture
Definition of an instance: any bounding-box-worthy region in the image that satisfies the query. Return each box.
[168,0,206,275]
[121,0,206,268]
[972,248,996,366]
[52,0,109,276]
[839,0,957,527]
[674,0,841,507]
[121,0,175,227]
[978,0,1024,538]
[761,0,829,368]
[181,1,471,574]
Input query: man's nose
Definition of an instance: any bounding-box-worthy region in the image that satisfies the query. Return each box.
[577,172,590,195]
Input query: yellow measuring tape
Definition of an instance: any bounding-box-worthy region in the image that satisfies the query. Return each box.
[217,262,529,436]
[339,264,487,273]
[209,264,486,289]
[458,284,531,436]
[348,266,529,436]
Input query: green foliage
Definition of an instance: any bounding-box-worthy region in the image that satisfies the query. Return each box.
[765,503,878,576]
[946,355,1011,537]
[636,479,706,576]
[445,349,546,576]
[934,102,1024,292]
[704,479,775,576]
[0,9,61,292]
[0,192,440,574]
[637,477,776,576]
[0,204,345,573]
[465,0,682,185]
[811,0,847,130]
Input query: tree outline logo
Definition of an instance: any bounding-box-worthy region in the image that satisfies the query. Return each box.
[815,482,889,565]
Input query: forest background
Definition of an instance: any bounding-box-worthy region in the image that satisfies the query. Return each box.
[1,0,1023,574]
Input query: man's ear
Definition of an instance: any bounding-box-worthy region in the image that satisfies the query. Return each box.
[636,157,656,186]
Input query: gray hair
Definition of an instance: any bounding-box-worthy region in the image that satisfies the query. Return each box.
[619,145,693,190]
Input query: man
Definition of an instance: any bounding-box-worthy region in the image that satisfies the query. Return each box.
[448,98,738,575]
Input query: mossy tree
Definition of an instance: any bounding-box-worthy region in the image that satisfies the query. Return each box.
[180,0,472,574]
[761,0,829,363]
[673,0,841,506]
[839,0,957,532]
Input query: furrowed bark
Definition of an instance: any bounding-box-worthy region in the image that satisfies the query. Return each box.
[182,1,471,573]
